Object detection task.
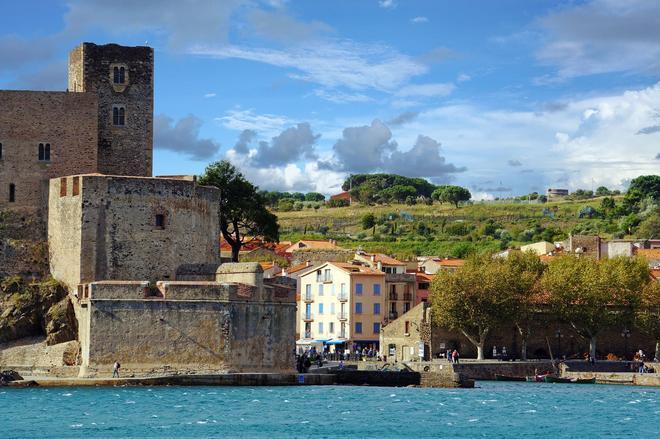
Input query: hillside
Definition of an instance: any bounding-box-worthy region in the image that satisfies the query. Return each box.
[275,196,645,259]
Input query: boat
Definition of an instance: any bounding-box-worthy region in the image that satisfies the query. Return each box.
[495,374,526,382]
[544,376,596,384]
[526,374,551,382]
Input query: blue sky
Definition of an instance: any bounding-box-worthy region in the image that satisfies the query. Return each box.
[2,0,659,197]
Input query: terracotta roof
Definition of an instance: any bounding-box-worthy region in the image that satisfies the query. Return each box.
[329,262,385,275]
[358,252,406,266]
[259,262,275,270]
[330,191,351,201]
[432,258,465,267]
[651,269,660,280]
[416,273,435,282]
[285,261,315,274]
[285,240,339,252]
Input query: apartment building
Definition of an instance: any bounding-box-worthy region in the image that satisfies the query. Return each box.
[298,262,385,351]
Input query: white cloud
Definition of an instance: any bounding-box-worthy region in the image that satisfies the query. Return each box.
[204,93,217,98]
[215,108,293,137]
[411,16,428,24]
[396,82,455,98]
[378,0,397,9]
[191,40,427,93]
[312,89,374,104]
[536,0,660,79]
[457,73,471,82]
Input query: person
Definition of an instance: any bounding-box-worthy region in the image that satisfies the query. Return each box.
[452,349,460,364]
[502,346,507,360]
[303,354,311,373]
[446,349,452,363]
[639,362,645,374]
[492,346,498,359]
[112,361,120,378]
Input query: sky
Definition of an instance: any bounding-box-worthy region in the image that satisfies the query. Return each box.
[1,0,659,199]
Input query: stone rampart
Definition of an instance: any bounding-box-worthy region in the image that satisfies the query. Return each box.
[290,249,354,265]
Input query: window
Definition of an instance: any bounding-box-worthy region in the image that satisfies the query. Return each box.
[355,302,362,314]
[418,282,430,290]
[72,177,80,196]
[329,322,335,334]
[318,303,324,314]
[113,106,125,126]
[355,283,363,295]
[330,303,335,314]
[373,303,381,315]
[373,284,381,295]
[305,284,311,295]
[318,284,324,296]
[113,66,126,84]
[318,322,324,334]
[59,178,67,197]
[155,214,165,229]
[373,323,381,334]
[0,142,3,160]
[324,269,332,282]
[355,322,362,334]
[38,143,51,161]
[340,283,346,294]
[404,302,411,313]
[9,184,15,202]
[405,321,410,334]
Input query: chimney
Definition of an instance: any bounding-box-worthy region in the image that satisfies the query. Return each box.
[371,255,376,262]
[305,261,311,267]
[377,261,382,271]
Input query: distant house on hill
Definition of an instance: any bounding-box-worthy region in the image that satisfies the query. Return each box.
[284,239,340,253]
[547,188,569,198]
[520,241,556,256]
[420,257,465,275]
[330,191,351,202]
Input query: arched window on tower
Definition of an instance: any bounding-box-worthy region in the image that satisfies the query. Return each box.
[113,66,120,84]
[9,183,15,202]
[0,142,3,160]
[38,143,44,161]
[113,106,126,126]
[38,143,51,161]
[119,66,125,84]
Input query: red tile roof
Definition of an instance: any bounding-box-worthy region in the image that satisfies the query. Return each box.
[330,262,385,275]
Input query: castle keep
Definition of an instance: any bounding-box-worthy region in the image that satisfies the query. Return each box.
[0,43,296,375]
[0,43,153,218]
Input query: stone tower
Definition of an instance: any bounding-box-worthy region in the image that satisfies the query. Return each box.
[68,43,153,177]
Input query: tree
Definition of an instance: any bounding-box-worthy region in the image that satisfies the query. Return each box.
[380,185,417,203]
[432,185,471,208]
[636,281,660,361]
[506,251,546,360]
[430,255,518,359]
[624,175,660,209]
[595,186,611,197]
[361,213,376,230]
[635,208,660,238]
[540,256,648,358]
[198,160,279,262]
[304,192,325,202]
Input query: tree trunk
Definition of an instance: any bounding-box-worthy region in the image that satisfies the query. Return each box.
[231,244,240,262]
[461,328,488,360]
[655,340,659,362]
[476,341,485,360]
[589,336,597,359]
[517,325,528,361]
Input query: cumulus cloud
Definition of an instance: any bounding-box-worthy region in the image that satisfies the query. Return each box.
[411,16,428,24]
[251,122,320,167]
[386,135,466,181]
[233,129,257,154]
[216,109,293,137]
[637,125,660,135]
[378,0,397,9]
[387,111,419,126]
[457,73,471,82]
[536,0,660,79]
[204,93,217,98]
[507,159,523,167]
[154,114,220,160]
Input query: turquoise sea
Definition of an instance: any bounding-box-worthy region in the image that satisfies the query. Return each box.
[1,382,657,438]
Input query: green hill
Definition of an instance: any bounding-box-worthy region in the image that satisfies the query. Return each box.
[275,196,650,259]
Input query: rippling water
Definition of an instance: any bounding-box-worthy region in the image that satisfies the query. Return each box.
[1,382,657,437]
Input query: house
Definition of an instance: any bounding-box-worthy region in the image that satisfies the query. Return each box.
[380,302,432,362]
[636,249,660,268]
[297,262,385,353]
[414,272,435,305]
[259,261,281,279]
[520,241,555,256]
[276,261,319,340]
[330,191,351,202]
[353,251,417,321]
[419,257,465,274]
[284,239,339,254]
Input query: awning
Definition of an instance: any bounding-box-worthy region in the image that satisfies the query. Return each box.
[325,339,347,345]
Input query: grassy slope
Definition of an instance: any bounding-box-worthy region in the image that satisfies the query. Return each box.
[275,197,617,258]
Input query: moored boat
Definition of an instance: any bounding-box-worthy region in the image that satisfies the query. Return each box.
[544,376,596,384]
[526,374,551,382]
[495,374,526,382]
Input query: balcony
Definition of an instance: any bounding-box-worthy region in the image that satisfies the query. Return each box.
[338,311,348,321]
[303,313,314,322]
[304,331,312,339]
[388,311,398,320]
[403,293,412,301]
[303,293,314,303]
[385,273,416,283]
[338,292,348,302]
[389,292,398,301]
[339,332,347,339]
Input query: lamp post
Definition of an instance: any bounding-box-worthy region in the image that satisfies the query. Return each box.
[555,329,562,359]
[621,329,631,360]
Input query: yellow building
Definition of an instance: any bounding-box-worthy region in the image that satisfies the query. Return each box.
[298,262,385,351]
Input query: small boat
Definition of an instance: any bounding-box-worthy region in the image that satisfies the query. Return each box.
[495,374,526,382]
[544,376,596,384]
[526,374,551,382]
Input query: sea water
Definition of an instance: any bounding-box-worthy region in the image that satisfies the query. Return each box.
[0,382,657,438]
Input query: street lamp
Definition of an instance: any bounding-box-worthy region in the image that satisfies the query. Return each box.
[555,329,563,359]
[621,329,631,360]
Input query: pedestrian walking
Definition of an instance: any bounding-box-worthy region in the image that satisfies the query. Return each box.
[452,349,460,365]
[112,360,121,378]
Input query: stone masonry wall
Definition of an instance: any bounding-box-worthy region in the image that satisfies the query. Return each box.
[69,43,153,177]
[0,91,98,217]
[48,175,220,289]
